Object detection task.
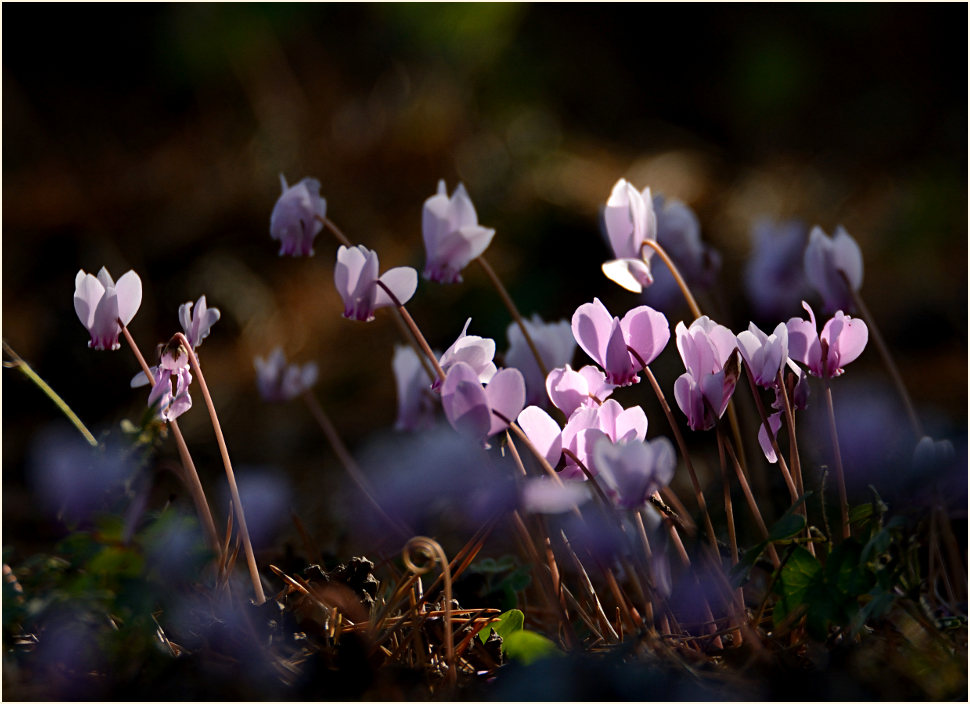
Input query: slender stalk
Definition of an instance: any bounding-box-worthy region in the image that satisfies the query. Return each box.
[722,433,781,569]
[173,333,265,603]
[119,326,221,556]
[823,380,850,540]
[641,240,702,320]
[475,255,549,381]
[775,368,814,557]
[848,285,923,438]
[316,214,353,248]
[373,281,446,382]
[638,361,719,555]
[742,365,798,502]
[302,391,413,540]
[4,341,97,447]
[716,427,739,567]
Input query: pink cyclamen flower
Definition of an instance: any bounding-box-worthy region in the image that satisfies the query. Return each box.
[804,225,863,313]
[601,179,657,293]
[545,364,615,417]
[334,245,417,322]
[673,316,740,431]
[438,318,497,385]
[422,180,495,283]
[786,301,868,378]
[521,477,591,515]
[392,345,437,431]
[270,174,327,257]
[254,347,318,402]
[592,435,676,510]
[517,398,648,480]
[441,362,525,441]
[757,360,810,463]
[133,342,193,421]
[505,315,576,407]
[736,321,788,388]
[572,298,670,386]
[74,267,142,350]
[179,295,221,349]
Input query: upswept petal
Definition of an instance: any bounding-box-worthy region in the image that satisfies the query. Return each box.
[374,266,418,308]
[572,298,614,367]
[758,412,784,463]
[114,271,142,326]
[822,311,868,372]
[74,272,104,329]
[620,305,670,367]
[441,362,491,439]
[485,367,526,436]
[832,226,864,290]
[517,405,563,466]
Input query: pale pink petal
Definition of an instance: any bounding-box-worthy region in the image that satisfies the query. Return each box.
[517,406,563,466]
[571,298,614,367]
[114,270,142,326]
[485,367,526,436]
[620,305,670,367]
[441,362,491,439]
[375,266,418,308]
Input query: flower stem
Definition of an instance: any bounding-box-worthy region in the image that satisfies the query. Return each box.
[722,433,780,569]
[742,366,798,503]
[374,280,446,382]
[3,340,98,447]
[119,326,222,557]
[174,332,265,603]
[849,287,924,438]
[302,391,413,540]
[823,379,850,540]
[641,239,702,320]
[316,214,353,248]
[475,255,549,381]
[635,357,719,556]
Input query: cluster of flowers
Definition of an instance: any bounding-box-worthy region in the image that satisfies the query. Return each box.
[72,171,872,519]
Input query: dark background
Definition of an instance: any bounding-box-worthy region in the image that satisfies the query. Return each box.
[3,4,966,554]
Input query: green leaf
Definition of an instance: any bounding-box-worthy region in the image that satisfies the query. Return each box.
[773,546,821,628]
[479,607,524,644]
[500,629,562,665]
[769,512,807,542]
[87,546,144,580]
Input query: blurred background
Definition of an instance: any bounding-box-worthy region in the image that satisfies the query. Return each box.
[3,4,966,558]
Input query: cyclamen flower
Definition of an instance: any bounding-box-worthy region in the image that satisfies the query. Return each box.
[673,317,740,431]
[505,315,575,407]
[521,477,591,515]
[804,225,863,313]
[572,298,670,386]
[438,318,497,385]
[745,218,809,319]
[74,267,142,350]
[601,179,657,293]
[334,245,417,322]
[179,295,221,349]
[422,180,495,283]
[757,360,810,463]
[254,347,318,402]
[545,364,615,417]
[270,175,327,257]
[135,342,193,421]
[592,435,676,510]
[440,362,525,441]
[517,398,648,481]
[786,301,868,379]
[641,194,721,310]
[736,321,788,388]
[392,345,436,431]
